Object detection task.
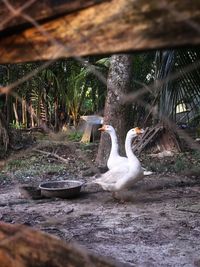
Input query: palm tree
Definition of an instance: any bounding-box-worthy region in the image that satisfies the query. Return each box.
[138,48,200,153]
[155,48,200,124]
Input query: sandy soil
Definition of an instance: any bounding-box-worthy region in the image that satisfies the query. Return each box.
[0,140,200,267]
[1,172,200,267]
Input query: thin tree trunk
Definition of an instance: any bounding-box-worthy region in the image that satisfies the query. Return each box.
[54,97,59,131]
[22,97,27,126]
[13,101,19,126]
[96,54,134,167]
[5,94,11,124]
[0,111,9,155]
[30,102,35,127]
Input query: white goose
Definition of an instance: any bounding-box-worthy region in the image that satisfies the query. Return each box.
[99,125,153,175]
[93,127,144,192]
[98,125,127,170]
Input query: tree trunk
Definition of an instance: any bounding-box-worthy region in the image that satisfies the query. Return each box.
[22,97,27,126]
[96,54,133,167]
[54,96,59,131]
[13,101,19,127]
[29,102,35,127]
[0,111,9,157]
[5,94,12,125]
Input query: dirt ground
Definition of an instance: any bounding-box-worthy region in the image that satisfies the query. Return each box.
[0,140,200,267]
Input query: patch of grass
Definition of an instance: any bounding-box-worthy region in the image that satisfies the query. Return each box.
[10,121,25,129]
[67,131,83,142]
[173,158,190,173]
[142,151,200,175]
[5,157,37,170]
[175,152,200,174]
[80,142,93,150]
[1,153,68,183]
[13,163,67,180]
[192,150,200,160]
[147,160,173,173]
[5,155,46,170]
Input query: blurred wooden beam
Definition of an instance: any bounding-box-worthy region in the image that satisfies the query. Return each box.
[0,222,127,267]
[0,0,200,64]
[0,0,107,31]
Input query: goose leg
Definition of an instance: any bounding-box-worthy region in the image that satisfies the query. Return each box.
[111,191,126,203]
[112,191,117,199]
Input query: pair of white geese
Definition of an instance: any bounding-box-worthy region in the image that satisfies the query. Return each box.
[92,125,152,193]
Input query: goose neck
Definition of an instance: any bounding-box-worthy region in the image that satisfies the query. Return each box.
[109,131,119,156]
[125,134,139,164]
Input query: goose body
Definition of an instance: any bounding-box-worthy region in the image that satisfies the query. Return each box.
[99,125,153,175]
[93,127,144,192]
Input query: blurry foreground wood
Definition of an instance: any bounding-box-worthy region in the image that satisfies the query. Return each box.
[0,0,199,63]
[0,222,127,267]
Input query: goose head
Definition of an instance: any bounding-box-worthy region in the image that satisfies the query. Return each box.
[127,127,144,138]
[98,124,115,133]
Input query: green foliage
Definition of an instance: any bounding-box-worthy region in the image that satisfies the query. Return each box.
[3,155,67,181]
[128,52,156,124]
[145,151,200,174]
[80,142,95,150]
[154,48,200,123]
[5,158,25,169]
[133,52,155,87]
[96,57,110,68]
[67,131,83,142]
[65,67,89,125]
[10,121,25,129]
[0,58,107,130]
[1,49,199,133]
[173,157,190,172]
[173,152,200,173]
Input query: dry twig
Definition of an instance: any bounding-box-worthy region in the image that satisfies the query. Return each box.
[34,148,69,164]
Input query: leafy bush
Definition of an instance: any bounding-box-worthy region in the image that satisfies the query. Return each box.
[67,131,83,142]
[10,121,25,129]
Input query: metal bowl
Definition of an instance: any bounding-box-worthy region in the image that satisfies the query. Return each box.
[39,180,84,199]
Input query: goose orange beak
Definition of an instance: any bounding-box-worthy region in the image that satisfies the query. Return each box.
[98,125,106,131]
[134,127,144,134]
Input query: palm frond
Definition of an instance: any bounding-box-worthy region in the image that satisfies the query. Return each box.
[155,48,200,124]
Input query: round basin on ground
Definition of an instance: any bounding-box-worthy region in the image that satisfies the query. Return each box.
[39,180,84,199]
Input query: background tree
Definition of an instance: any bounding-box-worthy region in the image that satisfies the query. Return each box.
[96,54,134,167]
[0,111,9,157]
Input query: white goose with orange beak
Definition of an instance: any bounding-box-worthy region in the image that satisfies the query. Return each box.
[93,127,144,192]
[98,124,153,176]
[98,125,127,170]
